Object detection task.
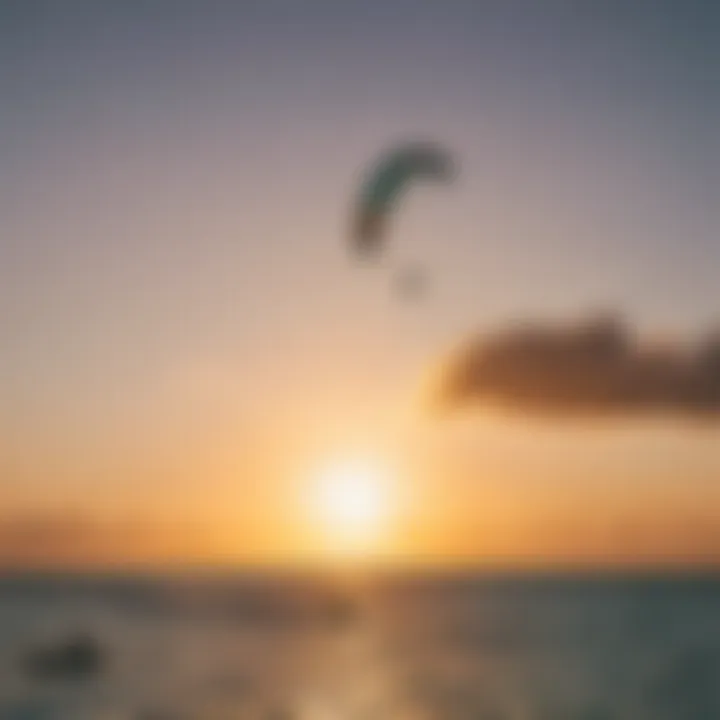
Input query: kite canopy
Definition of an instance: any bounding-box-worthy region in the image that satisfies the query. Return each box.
[351,142,457,257]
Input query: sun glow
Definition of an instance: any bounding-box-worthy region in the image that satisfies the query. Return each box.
[307,457,395,558]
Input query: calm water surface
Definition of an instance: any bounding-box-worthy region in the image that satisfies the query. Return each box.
[0,572,719,719]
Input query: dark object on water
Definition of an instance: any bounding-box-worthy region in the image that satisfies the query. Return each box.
[23,633,104,682]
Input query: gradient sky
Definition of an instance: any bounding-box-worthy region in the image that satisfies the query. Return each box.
[1,1,718,566]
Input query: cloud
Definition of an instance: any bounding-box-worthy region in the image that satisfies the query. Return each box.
[432,314,720,420]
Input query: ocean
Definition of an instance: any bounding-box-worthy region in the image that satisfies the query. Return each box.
[0,572,718,719]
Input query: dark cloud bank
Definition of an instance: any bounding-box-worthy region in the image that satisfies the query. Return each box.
[434,314,720,420]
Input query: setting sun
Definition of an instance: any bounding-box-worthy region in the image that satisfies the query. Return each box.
[307,457,395,558]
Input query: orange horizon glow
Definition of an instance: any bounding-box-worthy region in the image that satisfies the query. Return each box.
[2,469,719,571]
[3,367,719,572]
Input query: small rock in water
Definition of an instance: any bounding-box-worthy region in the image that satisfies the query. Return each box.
[22,633,105,682]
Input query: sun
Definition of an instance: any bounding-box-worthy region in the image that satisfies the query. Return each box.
[307,457,395,558]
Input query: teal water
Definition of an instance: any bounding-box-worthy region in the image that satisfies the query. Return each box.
[0,572,718,719]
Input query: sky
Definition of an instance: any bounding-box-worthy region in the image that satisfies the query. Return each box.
[1,0,718,567]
